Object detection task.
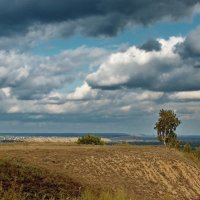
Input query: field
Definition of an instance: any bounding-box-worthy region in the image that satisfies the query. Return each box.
[0,143,200,200]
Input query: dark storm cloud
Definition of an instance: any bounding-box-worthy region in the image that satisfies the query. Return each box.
[176,27,200,58]
[139,39,161,52]
[0,0,199,37]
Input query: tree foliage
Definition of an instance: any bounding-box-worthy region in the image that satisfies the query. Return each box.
[154,109,181,146]
[77,134,104,145]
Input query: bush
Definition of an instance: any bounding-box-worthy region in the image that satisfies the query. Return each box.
[169,139,182,149]
[77,135,104,145]
[183,143,192,153]
[194,147,200,159]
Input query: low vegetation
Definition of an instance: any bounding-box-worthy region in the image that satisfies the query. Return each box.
[195,146,200,159]
[77,135,104,145]
[183,146,200,164]
[0,157,83,200]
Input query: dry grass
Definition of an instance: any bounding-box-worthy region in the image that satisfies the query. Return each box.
[0,157,83,200]
[0,143,199,200]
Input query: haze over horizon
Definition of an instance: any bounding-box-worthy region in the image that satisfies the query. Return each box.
[0,0,200,135]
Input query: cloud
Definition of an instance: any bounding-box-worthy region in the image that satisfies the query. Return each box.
[86,34,200,92]
[0,29,199,128]
[0,46,109,100]
[139,39,161,52]
[67,82,98,101]
[176,27,200,58]
[169,91,200,101]
[0,0,199,40]
[0,2,199,134]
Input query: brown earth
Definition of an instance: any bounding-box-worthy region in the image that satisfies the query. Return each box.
[0,143,199,200]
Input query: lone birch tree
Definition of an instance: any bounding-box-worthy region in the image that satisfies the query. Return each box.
[154,109,181,146]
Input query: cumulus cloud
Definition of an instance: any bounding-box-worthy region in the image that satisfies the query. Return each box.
[0,0,199,39]
[0,46,109,100]
[86,34,200,92]
[67,82,98,101]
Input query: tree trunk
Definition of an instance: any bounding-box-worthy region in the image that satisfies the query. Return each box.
[163,136,167,147]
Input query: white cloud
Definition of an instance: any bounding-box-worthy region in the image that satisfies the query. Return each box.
[1,87,11,98]
[169,91,200,100]
[0,46,109,100]
[119,105,132,112]
[67,82,98,100]
[86,36,200,93]
[86,37,186,91]
[135,91,164,101]
[8,106,20,113]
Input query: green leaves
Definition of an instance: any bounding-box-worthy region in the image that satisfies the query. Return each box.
[77,135,105,145]
[154,109,181,145]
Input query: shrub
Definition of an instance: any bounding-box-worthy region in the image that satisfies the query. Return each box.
[183,143,192,153]
[77,135,104,145]
[169,139,182,149]
[194,147,200,160]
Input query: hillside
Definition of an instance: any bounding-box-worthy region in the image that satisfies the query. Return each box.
[0,143,199,200]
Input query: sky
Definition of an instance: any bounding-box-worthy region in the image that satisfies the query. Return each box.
[0,0,200,135]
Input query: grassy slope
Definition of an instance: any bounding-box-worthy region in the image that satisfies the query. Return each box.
[0,158,83,200]
[0,143,199,200]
